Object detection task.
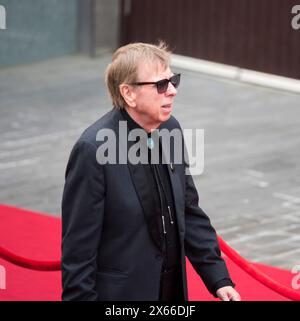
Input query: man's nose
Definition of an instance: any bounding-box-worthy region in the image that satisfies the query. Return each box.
[166,82,177,96]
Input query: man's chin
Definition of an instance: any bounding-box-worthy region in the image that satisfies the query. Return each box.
[160,112,172,122]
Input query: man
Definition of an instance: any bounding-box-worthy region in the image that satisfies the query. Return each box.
[61,42,241,301]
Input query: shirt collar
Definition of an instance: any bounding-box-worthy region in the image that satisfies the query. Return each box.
[121,108,151,138]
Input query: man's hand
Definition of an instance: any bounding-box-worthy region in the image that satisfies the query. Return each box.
[216,286,241,301]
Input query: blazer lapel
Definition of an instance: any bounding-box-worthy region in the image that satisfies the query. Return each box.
[127,161,163,251]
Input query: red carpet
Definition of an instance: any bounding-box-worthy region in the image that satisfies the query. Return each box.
[0,204,298,301]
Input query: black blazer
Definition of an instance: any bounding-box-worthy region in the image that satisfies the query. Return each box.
[61,108,233,300]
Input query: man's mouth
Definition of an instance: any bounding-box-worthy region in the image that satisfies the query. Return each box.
[161,104,172,110]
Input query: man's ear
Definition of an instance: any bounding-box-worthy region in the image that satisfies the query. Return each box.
[119,84,136,108]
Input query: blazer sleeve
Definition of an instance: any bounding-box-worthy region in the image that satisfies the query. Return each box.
[184,170,234,295]
[61,139,105,301]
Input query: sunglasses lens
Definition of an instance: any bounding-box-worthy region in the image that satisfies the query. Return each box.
[156,74,181,93]
[171,74,180,88]
[157,79,169,93]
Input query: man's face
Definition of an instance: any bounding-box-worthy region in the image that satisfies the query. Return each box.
[126,61,178,132]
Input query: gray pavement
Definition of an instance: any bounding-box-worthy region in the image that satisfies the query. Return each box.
[0,54,300,271]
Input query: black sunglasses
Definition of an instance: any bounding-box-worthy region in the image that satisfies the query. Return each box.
[130,73,181,94]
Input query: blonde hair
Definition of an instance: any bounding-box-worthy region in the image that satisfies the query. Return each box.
[105,42,171,109]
